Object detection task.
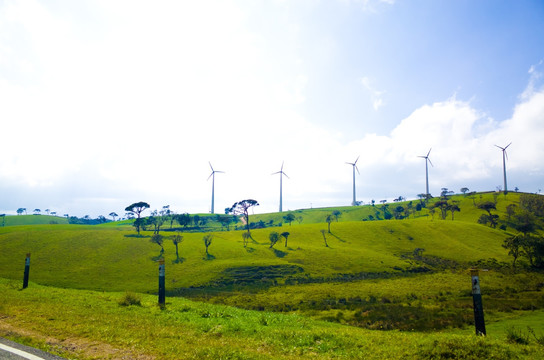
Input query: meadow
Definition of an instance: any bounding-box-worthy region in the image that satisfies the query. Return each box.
[1,192,544,359]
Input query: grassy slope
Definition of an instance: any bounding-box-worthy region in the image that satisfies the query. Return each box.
[1,214,69,226]
[1,279,541,360]
[0,220,512,293]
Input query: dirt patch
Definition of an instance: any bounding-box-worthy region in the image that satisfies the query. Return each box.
[0,321,155,360]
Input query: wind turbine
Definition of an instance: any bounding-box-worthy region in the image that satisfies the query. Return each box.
[272,161,289,212]
[346,156,360,206]
[207,162,224,214]
[418,149,433,197]
[495,142,511,194]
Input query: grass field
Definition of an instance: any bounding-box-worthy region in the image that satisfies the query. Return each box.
[1,191,544,359]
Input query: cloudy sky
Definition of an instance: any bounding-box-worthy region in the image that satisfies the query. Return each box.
[1,0,543,218]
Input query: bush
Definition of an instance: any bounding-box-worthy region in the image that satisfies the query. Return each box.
[118,292,142,306]
[505,326,529,345]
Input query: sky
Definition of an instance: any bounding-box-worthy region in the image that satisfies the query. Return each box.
[1,0,544,218]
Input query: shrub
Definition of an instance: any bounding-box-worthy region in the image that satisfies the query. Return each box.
[505,326,529,345]
[118,292,142,306]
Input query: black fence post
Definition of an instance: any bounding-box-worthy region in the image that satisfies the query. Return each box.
[471,268,486,336]
[158,258,165,307]
[23,253,30,289]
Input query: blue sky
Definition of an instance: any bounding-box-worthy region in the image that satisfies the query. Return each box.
[1,0,543,217]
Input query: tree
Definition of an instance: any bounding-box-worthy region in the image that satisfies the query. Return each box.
[227,199,259,237]
[460,187,470,195]
[242,232,251,248]
[150,215,165,234]
[325,214,333,233]
[125,202,150,235]
[332,210,342,222]
[109,212,118,221]
[203,234,213,256]
[296,215,303,224]
[503,234,523,269]
[176,213,192,228]
[193,215,200,227]
[393,206,405,220]
[45,209,50,215]
[506,204,517,221]
[150,234,165,254]
[281,231,290,247]
[478,201,498,228]
[16,208,25,215]
[33,209,41,215]
[449,203,460,220]
[269,231,280,248]
[171,232,183,262]
[283,213,295,226]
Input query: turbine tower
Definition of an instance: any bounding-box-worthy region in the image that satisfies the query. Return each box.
[208,162,224,214]
[495,142,511,194]
[272,161,289,212]
[418,149,433,197]
[346,156,360,206]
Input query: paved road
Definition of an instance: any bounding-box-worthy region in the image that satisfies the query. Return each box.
[0,338,66,360]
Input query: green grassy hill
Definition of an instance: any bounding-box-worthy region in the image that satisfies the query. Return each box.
[1,214,69,226]
[1,191,544,359]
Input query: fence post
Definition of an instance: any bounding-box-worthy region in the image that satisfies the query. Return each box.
[470,268,486,336]
[158,258,165,307]
[23,253,31,289]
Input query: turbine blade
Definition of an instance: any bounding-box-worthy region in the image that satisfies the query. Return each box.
[428,157,434,167]
[283,172,290,179]
[209,162,214,171]
[505,142,512,150]
[427,148,432,157]
[354,156,360,165]
[281,161,284,171]
[355,166,360,175]
[207,172,214,181]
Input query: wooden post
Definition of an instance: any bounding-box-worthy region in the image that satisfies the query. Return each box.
[470,268,486,336]
[158,258,165,307]
[22,253,30,289]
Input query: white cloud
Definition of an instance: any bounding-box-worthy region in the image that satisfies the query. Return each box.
[360,76,386,111]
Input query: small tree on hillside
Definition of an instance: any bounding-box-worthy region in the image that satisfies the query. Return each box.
[281,231,290,247]
[503,234,523,269]
[109,212,118,221]
[227,199,259,237]
[150,234,165,254]
[269,231,280,248]
[171,232,183,262]
[203,234,213,257]
[325,214,333,233]
[283,213,295,226]
[478,201,498,228]
[125,201,150,235]
[332,210,342,222]
[242,232,251,248]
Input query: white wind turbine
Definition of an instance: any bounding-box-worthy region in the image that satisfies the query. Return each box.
[346,156,360,206]
[495,142,512,194]
[272,161,289,212]
[208,162,224,214]
[418,149,433,197]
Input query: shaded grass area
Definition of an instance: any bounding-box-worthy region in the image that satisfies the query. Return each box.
[0,279,541,360]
